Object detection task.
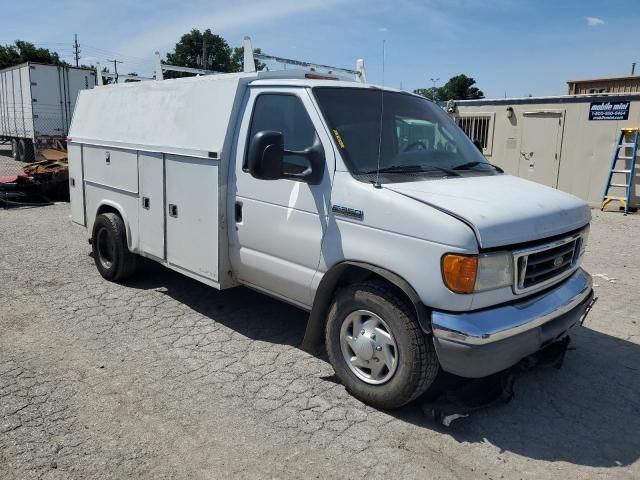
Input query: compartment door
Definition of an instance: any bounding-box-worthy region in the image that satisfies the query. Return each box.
[68,143,85,225]
[138,152,165,260]
[165,155,219,282]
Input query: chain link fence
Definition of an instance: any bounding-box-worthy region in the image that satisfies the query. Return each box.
[0,142,24,177]
[1,115,71,206]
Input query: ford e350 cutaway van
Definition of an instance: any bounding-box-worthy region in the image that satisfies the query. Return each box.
[68,45,593,409]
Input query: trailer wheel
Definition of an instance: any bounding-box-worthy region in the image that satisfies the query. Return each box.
[19,139,35,162]
[11,138,20,161]
[92,213,137,282]
[325,280,439,409]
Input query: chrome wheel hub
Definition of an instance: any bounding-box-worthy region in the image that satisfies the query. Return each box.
[340,310,398,385]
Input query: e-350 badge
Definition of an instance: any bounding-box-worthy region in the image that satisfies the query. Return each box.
[332,205,364,221]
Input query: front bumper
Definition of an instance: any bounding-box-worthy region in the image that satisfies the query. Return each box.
[431,268,593,378]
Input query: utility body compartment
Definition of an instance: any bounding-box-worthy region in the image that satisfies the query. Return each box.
[68,73,254,288]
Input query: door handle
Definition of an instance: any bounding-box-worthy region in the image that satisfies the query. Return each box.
[235,201,243,223]
[142,197,150,209]
[168,203,178,218]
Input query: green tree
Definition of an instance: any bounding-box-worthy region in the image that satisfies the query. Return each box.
[438,74,484,100]
[164,29,267,78]
[413,87,438,101]
[164,29,234,78]
[414,74,484,101]
[0,40,67,70]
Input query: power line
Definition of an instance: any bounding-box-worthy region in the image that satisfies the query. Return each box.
[82,45,151,62]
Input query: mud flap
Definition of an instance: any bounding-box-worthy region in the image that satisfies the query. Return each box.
[422,336,572,427]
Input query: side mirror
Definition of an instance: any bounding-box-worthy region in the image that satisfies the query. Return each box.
[247,131,285,181]
[294,135,325,185]
[247,130,326,185]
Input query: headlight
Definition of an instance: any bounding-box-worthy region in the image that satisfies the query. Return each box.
[475,252,513,291]
[442,252,513,294]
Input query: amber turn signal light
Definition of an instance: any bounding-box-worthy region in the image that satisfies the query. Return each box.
[442,254,478,294]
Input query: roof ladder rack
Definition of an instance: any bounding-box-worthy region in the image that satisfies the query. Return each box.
[601,127,639,214]
[154,52,221,81]
[243,36,366,83]
[95,62,154,86]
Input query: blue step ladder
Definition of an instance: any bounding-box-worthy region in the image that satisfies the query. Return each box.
[601,128,639,214]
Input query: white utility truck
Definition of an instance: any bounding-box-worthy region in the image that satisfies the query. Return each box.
[68,45,593,409]
[0,63,95,161]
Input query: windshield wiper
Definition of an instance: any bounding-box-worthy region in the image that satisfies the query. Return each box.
[363,164,460,176]
[452,161,504,173]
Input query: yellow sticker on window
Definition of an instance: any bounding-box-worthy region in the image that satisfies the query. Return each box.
[332,129,345,149]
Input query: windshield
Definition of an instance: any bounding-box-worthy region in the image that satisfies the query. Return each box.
[313,87,499,181]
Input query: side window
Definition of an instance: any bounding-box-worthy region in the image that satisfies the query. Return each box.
[246,94,317,174]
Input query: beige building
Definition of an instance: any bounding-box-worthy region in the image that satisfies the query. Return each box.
[454,93,640,207]
[567,75,640,95]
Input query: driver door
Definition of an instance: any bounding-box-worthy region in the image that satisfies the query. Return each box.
[229,87,334,308]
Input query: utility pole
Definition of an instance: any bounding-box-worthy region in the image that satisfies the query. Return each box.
[430,77,440,102]
[73,34,81,67]
[633,62,637,75]
[106,59,123,83]
[202,35,207,70]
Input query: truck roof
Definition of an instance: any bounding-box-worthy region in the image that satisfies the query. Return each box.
[0,61,96,74]
[68,70,414,159]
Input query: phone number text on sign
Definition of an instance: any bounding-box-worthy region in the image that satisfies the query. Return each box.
[589,101,630,121]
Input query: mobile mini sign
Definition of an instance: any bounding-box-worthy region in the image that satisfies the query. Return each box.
[588,101,630,121]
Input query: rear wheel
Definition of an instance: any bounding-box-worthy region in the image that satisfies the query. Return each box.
[325,280,439,409]
[19,139,34,162]
[11,138,20,161]
[92,213,137,282]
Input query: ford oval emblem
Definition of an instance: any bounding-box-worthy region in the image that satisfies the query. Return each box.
[553,256,564,267]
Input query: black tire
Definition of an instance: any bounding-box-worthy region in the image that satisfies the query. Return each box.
[19,138,34,162]
[11,138,21,161]
[325,280,439,409]
[92,213,137,282]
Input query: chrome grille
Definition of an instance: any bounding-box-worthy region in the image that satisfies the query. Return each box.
[513,230,587,294]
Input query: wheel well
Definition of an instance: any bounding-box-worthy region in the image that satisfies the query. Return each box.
[96,204,122,219]
[93,205,126,243]
[300,262,430,353]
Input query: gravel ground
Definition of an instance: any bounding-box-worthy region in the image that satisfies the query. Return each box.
[0,201,638,479]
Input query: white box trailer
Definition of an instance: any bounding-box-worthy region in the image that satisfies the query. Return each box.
[0,62,95,161]
[69,58,594,410]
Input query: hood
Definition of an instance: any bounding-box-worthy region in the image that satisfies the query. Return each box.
[385,175,591,248]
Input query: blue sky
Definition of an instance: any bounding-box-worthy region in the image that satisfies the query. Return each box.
[3,0,639,98]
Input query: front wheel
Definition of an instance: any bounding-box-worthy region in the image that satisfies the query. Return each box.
[325,281,439,409]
